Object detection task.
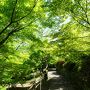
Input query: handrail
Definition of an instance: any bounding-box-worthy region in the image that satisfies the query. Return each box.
[6,76,43,90]
[28,76,44,90]
[7,71,47,90]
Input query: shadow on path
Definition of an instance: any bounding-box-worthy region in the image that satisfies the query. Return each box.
[47,70,75,90]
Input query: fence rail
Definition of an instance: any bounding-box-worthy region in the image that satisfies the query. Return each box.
[7,75,44,90]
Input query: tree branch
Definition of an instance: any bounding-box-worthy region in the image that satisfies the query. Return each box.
[85,0,90,25]
[0,0,37,37]
[77,1,90,25]
[0,22,12,35]
[0,0,18,35]
[16,42,23,50]
[11,0,18,22]
[70,10,90,28]
[13,0,37,23]
[0,30,15,46]
[0,0,37,46]
[0,20,33,46]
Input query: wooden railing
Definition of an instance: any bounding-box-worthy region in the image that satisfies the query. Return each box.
[7,75,45,90]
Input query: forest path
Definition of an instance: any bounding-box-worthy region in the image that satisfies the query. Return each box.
[47,69,75,90]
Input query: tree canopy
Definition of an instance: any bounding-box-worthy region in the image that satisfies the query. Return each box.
[0,0,90,88]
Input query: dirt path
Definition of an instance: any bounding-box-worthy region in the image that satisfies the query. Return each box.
[47,70,75,90]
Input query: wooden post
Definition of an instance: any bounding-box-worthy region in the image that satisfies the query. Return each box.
[40,76,42,90]
[33,69,36,90]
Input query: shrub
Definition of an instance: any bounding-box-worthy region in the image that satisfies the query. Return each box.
[63,61,77,72]
[80,59,90,88]
[56,61,65,74]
